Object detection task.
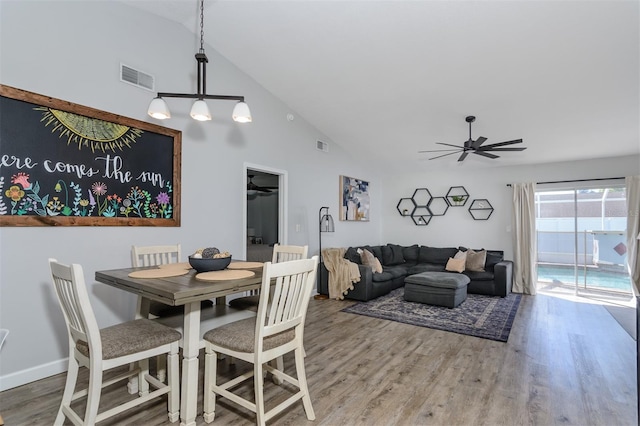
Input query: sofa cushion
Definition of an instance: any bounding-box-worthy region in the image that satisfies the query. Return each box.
[382,244,405,266]
[418,246,458,265]
[344,247,362,264]
[383,265,409,279]
[485,250,504,270]
[407,263,446,275]
[445,257,465,273]
[463,270,495,281]
[402,244,419,262]
[466,249,487,272]
[372,271,394,282]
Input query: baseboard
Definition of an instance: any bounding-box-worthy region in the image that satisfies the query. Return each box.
[0,358,67,392]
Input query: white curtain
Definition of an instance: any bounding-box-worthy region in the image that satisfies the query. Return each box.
[511,182,537,295]
[625,175,640,295]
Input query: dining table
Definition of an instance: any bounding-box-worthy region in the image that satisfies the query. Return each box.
[95,261,265,426]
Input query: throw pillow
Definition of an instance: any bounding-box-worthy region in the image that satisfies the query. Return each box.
[344,247,362,264]
[445,257,465,273]
[466,249,487,272]
[363,245,383,261]
[454,250,467,261]
[359,248,383,273]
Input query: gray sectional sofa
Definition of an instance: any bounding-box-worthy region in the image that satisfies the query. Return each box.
[318,244,513,302]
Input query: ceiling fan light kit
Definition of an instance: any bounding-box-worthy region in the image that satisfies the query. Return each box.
[420,115,526,162]
[147,0,251,123]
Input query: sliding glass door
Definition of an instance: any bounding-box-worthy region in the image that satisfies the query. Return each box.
[535,186,632,296]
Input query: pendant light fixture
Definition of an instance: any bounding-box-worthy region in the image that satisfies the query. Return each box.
[147,0,252,123]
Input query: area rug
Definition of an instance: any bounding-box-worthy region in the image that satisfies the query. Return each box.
[341,288,522,342]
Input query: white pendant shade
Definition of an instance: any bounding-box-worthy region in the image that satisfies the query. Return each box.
[147,0,251,124]
[232,101,252,123]
[190,100,212,121]
[147,97,171,119]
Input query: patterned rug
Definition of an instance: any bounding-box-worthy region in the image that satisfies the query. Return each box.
[341,288,522,342]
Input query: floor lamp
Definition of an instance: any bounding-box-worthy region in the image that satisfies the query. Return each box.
[316,206,335,299]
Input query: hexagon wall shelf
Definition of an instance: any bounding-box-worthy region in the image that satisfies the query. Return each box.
[411,188,432,207]
[397,186,493,225]
[446,186,469,207]
[468,199,494,220]
[427,197,449,216]
[396,198,414,217]
[411,206,432,226]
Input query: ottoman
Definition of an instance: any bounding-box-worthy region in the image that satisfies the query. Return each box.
[404,272,471,308]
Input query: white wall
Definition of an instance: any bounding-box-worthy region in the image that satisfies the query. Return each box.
[0,1,380,390]
[380,155,640,261]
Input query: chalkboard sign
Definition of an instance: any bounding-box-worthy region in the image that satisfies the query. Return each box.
[0,85,181,226]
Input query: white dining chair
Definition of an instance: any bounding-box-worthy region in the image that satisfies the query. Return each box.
[202,256,319,425]
[131,244,214,387]
[49,258,181,425]
[132,244,208,318]
[229,244,309,311]
[133,244,257,388]
[228,244,309,376]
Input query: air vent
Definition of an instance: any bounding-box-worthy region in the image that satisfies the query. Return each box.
[316,140,329,153]
[120,63,154,91]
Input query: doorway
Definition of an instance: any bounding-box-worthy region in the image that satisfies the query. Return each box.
[243,164,287,262]
[535,185,632,301]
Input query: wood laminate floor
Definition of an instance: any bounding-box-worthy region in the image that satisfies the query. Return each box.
[0,293,636,425]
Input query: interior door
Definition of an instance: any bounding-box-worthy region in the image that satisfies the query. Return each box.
[244,166,286,262]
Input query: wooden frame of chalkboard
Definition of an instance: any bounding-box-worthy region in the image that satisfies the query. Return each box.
[0,85,181,227]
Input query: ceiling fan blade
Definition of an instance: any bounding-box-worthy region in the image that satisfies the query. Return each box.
[428,151,463,160]
[478,139,523,149]
[471,136,487,149]
[457,151,469,162]
[247,181,272,193]
[482,147,527,152]
[436,142,466,149]
[419,148,463,153]
[473,150,499,159]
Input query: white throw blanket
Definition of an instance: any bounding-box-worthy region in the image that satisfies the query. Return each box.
[323,248,361,300]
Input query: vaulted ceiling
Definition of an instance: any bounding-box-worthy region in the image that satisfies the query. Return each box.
[120,0,639,172]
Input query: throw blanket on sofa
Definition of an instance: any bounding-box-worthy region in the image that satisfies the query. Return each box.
[323,248,361,300]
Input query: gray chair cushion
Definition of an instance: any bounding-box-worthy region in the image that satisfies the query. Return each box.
[203,317,294,353]
[77,319,181,359]
[150,299,214,317]
[228,295,260,311]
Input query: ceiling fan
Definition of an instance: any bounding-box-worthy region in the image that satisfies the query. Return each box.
[419,116,526,162]
[247,174,273,194]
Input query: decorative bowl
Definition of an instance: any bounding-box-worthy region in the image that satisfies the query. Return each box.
[188,255,232,272]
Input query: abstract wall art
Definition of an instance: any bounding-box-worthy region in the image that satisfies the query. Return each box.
[340,175,370,221]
